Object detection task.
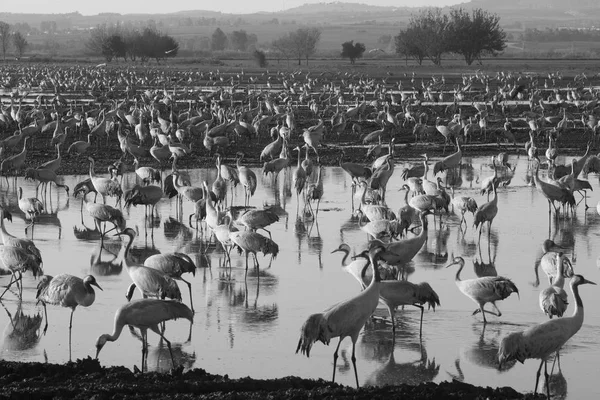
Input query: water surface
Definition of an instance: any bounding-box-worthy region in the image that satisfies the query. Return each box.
[0,154,598,399]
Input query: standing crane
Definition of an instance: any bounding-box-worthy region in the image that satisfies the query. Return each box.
[95,298,194,371]
[212,153,228,208]
[446,256,519,323]
[0,244,43,299]
[292,146,307,214]
[229,230,279,274]
[18,187,44,232]
[306,165,324,217]
[0,209,43,266]
[356,251,440,337]
[539,240,573,285]
[144,253,197,312]
[35,274,102,337]
[296,245,385,388]
[88,157,123,205]
[539,253,572,319]
[236,208,280,238]
[116,228,182,302]
[85,202,126,241]
[1,137,29,185]
[473,182,498,244]
[236,152,257,207]
[498,275,595,398]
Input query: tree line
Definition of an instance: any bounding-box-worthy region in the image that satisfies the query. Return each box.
[394,7,506,66]
[0,21,29,60]
[87,24,178,62]
[520,28,600,42]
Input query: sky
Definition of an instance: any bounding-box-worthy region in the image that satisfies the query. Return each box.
[3,0,464,15]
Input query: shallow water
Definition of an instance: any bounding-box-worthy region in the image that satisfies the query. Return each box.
[0,154,599,399]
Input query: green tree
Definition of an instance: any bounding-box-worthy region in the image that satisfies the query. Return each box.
[0,21,11,61]
[447,8,506,65]
[341,40,366,64]
[211,27,227,51]
[12,31,28,59]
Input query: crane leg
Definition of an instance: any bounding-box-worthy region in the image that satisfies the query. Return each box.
[544,359,551,399]
[126,283,137,301]
[351,341,359,389]
[42,302,49,334]
[331,337,343,384]
[151,325,176,368]
[181,278,194,312]
[533,359,546,394]
[416,305,425,338]
[0,272,15,299]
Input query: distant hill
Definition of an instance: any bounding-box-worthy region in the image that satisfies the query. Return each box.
[468,0,599,10]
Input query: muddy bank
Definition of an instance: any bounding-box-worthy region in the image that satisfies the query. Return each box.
[0,358,543,399]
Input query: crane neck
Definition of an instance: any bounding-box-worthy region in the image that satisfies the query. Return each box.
[455,261,464,281]
[339,248,350,267]
[554,260,566,289]
[569,280,585,331]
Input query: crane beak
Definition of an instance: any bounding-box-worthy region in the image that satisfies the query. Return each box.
[583,278,597,285]
[330,249,340,254]
[445,261,458,268]
[93,282,103,291]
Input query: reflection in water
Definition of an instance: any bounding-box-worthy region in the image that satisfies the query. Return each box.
[461,324,516,372]
[127,326,195,372]
[362,328,439,386]
[1,301,43,352]
[540,367,568,400]
[89,241,124,276]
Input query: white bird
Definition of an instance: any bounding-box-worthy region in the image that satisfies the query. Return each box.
[95,298,193,370]
[115,228,182,302]
[539,253,572,319]
[144,253,197,311]
[36,274,102,335]
[498,275,595,398]
[296,245,385,388]
[446,256,519,323]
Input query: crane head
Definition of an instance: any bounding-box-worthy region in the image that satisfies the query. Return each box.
[95,334,110,359]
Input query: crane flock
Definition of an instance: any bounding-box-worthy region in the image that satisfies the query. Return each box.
[0,64,599,397]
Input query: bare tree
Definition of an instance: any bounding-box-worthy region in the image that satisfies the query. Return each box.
[12,31,28,59]
[271,34,294,67]
[287,27,321,66]
[0,21,11,62]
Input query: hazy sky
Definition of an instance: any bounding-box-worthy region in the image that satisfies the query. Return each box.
[4,0,464,15]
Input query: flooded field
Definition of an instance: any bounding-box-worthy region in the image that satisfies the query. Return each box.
[0,154,599,400]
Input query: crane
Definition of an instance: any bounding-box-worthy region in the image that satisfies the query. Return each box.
[0,209,43,266]
[115,228,182,302]
[0,244,43,299]
[123,184,164,220]
[296,245,385,388]
[446,256,519,323]
[1,137,29,185]
[212,153,228,208]
[292,146,307,214]
[35,274,102,336]
[24,168,70,197]
[433,139,462,175]
[235,208,279,238]
[356,251,440,337]
[306,165,324,217]
[85,202,126,241]
[95,298,194,371]
[498,275,595,398]
[144,253,197,312]
[539,253,572,319]
[88,157,123,205]
[229,230,279,274]
[473,182,498,244]
[236,152,257,207]
[539,240,573,285]
[18,187,44,232]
